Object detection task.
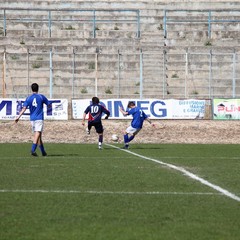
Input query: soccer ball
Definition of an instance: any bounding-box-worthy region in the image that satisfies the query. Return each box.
[111,134,119,142]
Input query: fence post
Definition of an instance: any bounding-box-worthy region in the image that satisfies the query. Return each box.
[95,48,98,96]
[139,49,143,99]
[117,50,121,98]
[72,48,76,98]
[232,50,236,98]
[93,10,96,38]
[49,49,53,98]
[27,49,30,95]
[48,11,52,38]
[209,49,212,98]
[3,9,6,37]
[185,48,189,98]
[208,10,211,39]
[137,10,140,38]
[2,49,6,97]
[163,49,167,98]
[163,10,167,38]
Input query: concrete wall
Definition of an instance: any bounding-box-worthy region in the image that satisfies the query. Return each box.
[0,1,240,100]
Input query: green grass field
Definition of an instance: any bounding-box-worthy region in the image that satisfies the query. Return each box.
[0,143,240,240]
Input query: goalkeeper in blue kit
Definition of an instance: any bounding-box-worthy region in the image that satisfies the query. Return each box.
[82,97,110,149]
[15,83,50,156]
[119,101,155,149]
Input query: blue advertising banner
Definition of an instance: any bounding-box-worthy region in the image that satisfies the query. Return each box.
[0,99,68,120]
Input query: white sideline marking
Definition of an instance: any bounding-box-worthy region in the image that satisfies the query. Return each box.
[106,144,240,202]
[0,189,221,196]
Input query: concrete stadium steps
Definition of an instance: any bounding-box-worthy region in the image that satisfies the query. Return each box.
[1,1,240,99]
[1,47,165,98]
[1,0,240,11]
[165,37,240,47]
[164,46,240,98]
[164,8,240,47]
[0,36,141,47]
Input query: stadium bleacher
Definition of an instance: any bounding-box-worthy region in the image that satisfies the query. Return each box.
[0,0,240,99]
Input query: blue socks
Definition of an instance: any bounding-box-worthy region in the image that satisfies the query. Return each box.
[31,143,38,153]
[32,143,46,154]
[129,135,135,142]
[39,144,46,154]
[124,134,135,144]
[124,134,129,144]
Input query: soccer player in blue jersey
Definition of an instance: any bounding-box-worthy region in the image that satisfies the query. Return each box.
[15,83,50,157]
[119,101,155,149]
[82,97,110,150]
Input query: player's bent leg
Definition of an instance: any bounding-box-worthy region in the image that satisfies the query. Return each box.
[128,134,135,142]
[129,129,140,143]
[98,133,103,150]
[95,123,104,149]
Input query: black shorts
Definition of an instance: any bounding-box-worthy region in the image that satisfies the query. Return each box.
[88,121,103,134]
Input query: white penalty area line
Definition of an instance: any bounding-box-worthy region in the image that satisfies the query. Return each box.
[106,144,240,203]
[0,189,221,196]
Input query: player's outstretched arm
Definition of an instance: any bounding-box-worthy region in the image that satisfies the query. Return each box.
[105,113,110,119]
[82,112,87,125]
[119,107,128,116]
[146,118,155,127]
[15,107,27,123]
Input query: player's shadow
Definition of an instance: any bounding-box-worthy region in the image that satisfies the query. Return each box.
[125,146,162,150]
[104,146,162,150]
[46,154,79,157]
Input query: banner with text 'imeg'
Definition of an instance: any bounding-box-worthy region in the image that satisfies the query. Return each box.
[72,99,206,119]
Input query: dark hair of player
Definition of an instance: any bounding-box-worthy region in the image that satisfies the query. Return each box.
[31,83,39,92]
[127,101,135,108]
[92,97,100,104]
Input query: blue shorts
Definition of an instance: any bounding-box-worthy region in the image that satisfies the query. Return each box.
[88,121,103,134]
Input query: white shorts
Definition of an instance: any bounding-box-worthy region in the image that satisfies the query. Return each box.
[31,120,44,132]
[126,126,141,135]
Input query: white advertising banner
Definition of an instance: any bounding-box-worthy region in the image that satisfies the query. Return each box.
[72,99,206,119]
[0,99,68,120]
[213,99,240,120]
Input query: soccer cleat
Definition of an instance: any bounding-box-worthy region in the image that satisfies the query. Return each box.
[31,152,38,157]
[122,145,129,149]
[98,145,102,150]
[42,151,47,157]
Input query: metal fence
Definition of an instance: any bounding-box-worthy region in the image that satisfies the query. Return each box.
[1,48,240,100]
[1,8,240,99]
[0,8,140,38]
[163,9,240,38]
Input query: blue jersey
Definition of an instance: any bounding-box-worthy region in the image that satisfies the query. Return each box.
[23,93,49,121]
[127,106,148,129]
[84,103,110,123]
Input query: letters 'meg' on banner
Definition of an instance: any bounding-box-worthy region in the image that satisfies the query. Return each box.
[213,99,240,120]
[72,99,206,119]
[0,99,68,120]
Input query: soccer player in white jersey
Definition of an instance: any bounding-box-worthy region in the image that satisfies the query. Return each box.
[119,101,155,149]
[15,83,50,156]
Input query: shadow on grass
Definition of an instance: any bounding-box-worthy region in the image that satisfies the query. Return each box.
[46,154,79,157]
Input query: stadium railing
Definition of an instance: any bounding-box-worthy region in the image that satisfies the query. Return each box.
[0,8,140,38]
[0,48,239,99]
[163,9,240,39]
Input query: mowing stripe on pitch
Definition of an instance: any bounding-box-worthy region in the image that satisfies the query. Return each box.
[106,144,240,202]
[0,189,222,196]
